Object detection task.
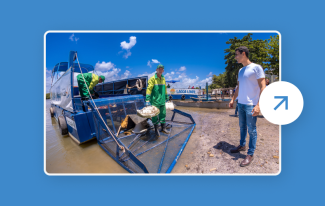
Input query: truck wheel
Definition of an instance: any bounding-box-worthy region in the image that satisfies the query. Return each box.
[50,107,54,117]
[58,116,68,135]
[169,96,173,100]
[181,95,185,100]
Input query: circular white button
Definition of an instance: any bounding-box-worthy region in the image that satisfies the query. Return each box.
[259,81,304,125]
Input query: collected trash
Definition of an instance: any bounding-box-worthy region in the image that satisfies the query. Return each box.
[137,105,160,118]
[165,101,175,110]
[121,115,136,130]
[124,131,132,135]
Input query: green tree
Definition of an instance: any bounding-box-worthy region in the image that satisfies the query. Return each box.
[224,33,269,87]
[265,35,279,75]
[211,73,229,88]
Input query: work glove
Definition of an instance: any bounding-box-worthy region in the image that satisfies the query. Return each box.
[145,101,151,106]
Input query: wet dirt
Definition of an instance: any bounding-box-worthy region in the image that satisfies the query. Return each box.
[172,107,280,174]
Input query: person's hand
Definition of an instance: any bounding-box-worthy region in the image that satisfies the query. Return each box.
[251,105,260,116]
[145,101,151,106]
[229,100,234,108]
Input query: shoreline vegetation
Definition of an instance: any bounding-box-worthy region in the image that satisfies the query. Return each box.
[209,33,279,90]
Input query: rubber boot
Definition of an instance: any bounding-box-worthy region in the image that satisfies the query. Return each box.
[161,123,170,134]
[154,124,160,137]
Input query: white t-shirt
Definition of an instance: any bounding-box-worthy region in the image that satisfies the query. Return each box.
[238,63,265,105]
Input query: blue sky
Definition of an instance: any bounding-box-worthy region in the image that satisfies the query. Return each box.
[46,32,277,92]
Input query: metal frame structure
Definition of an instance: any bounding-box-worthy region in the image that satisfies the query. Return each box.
[50,51,196,173]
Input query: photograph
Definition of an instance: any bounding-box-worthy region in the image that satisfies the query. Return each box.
[45,31,280,174]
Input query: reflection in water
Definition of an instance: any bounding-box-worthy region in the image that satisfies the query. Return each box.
[46,100,128,174]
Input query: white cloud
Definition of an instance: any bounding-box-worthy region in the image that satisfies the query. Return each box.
[147,59,161,67]
[69,33,79,43]
[179,66,186,71]
[69,34,74,41]
[171,76,200,89]
[96,68,121,82]
[164,72,174,81]
[94,61,115,71]
[120,36,137,50]
[137,71,156,79]
[199,77,213,85]
[126,66,129,68]
[123,51,131,59]
[207,72,213,77]
[121,70,132,79]
[93,61,133,81]
[147,60,152,68]
[120,36,136,59]
[140,71,214,89]
[46,63,133,93]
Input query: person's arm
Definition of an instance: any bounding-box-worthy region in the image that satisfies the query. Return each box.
[251,78,266,116]
[89,74,99,91]
[229,82,239,108]
[145,77,154,102]
[165,80,168,101]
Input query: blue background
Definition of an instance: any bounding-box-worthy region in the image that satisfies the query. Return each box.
[1,0,324,205]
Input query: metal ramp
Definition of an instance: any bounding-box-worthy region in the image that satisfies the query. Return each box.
[87,95,195,173]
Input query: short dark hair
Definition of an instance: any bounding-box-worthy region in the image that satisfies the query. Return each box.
[235,46,249,58]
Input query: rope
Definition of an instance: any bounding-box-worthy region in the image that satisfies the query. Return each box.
[126,79,143,92]
[75,55,125,151]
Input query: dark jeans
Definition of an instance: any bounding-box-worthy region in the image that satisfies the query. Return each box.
[238,103,257,155]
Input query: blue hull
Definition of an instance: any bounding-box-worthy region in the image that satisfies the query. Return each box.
[170,94,198,100]
[51,103,96,144]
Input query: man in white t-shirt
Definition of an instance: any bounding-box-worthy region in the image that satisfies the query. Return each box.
[229,46,266,167]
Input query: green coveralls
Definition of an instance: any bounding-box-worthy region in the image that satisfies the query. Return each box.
[76,73,99,97]
[146,73,168,125]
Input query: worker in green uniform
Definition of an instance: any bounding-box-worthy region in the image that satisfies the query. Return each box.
[76,73,105,99]
[145,64,170,137]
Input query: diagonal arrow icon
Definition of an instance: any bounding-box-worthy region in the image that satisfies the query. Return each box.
[274,96,288,110]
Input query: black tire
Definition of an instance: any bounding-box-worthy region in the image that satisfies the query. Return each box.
[181,95,185,100]
[169,95,173,100]
[50,107,54,117]
[58,116,68,135]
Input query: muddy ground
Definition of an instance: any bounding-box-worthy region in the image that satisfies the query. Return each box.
[172,107,280,174]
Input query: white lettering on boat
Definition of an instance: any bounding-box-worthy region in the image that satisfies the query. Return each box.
[66,117,77,130]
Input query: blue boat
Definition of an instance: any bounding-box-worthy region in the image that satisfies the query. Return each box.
[166,81,201,100]
[190,96,216,101]
[49,51,196,173]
